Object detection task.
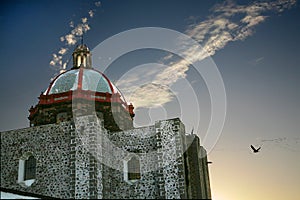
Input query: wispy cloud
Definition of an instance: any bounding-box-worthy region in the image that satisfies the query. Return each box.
[89,10,95,18]
[58,47,68,55]
[261,137,288,143]
[260,137,300,152]
[118,0,296,108]
[95,1,101,7]
[255,56,264,63]
[187,0,296,51]
[49,1,101,77]
[116,64,173,108]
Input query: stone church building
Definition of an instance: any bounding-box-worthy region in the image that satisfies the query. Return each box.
[0,44,211,199]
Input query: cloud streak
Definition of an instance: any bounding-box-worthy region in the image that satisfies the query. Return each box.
[118,0,296,109]
[49,1,101,77]
[187,0,296,53]
[260,137,300,152]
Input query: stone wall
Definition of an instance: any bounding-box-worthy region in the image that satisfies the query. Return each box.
[1,116,211,199]
[1,122,74,199]
[72,116,189,199]
[72,115,105,199]
[29,100,133,131]
[103,123,158,199]
[155,118,188,199]
[199,146,212,199]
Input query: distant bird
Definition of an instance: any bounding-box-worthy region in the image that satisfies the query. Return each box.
[250,145,261,153]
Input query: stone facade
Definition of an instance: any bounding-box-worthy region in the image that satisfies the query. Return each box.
[1,43,211,199]
[29,97,134,131]
[1,116,211,199]
[1,123,74,198]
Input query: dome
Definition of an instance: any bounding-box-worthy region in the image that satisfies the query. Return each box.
[29,43,134,129]
[43,68,126,103]
[46,68,113,95]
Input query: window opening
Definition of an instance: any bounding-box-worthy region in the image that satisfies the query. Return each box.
[127,156,141,181]
[24,156,36,180]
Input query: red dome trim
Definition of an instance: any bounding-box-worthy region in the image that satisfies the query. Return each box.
[77,67,84,90]
[32,67,134,119]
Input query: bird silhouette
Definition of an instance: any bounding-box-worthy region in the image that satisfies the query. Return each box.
[250,145,261,153]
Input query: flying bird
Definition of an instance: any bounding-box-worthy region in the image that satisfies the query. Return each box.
[250,145,261,153]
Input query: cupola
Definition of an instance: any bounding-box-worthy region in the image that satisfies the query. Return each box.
[72,44,92,69]
[28,44,134,131]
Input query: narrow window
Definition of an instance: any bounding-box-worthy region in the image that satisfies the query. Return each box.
[77,55,81,67]
[127,156,141,181]
[18,153,36,187]
[24,156,36,180]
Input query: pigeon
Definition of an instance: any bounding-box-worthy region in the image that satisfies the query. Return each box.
[250,145,261,153]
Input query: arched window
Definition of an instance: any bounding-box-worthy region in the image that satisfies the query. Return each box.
[128,156,141,181]
[24,156,36,180]
[18,153,36,187]
[124,154,141,184]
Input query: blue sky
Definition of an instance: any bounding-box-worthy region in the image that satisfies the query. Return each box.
[1,0,300,199]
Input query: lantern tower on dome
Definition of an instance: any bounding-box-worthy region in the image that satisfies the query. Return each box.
[28,44,135,131]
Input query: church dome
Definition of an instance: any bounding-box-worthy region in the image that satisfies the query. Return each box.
[29,43,134,129]
[46,68,113,95]
[41,42,127,104]
[41,67,127,104]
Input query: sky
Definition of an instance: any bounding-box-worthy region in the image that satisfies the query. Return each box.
[1,0,300,199]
